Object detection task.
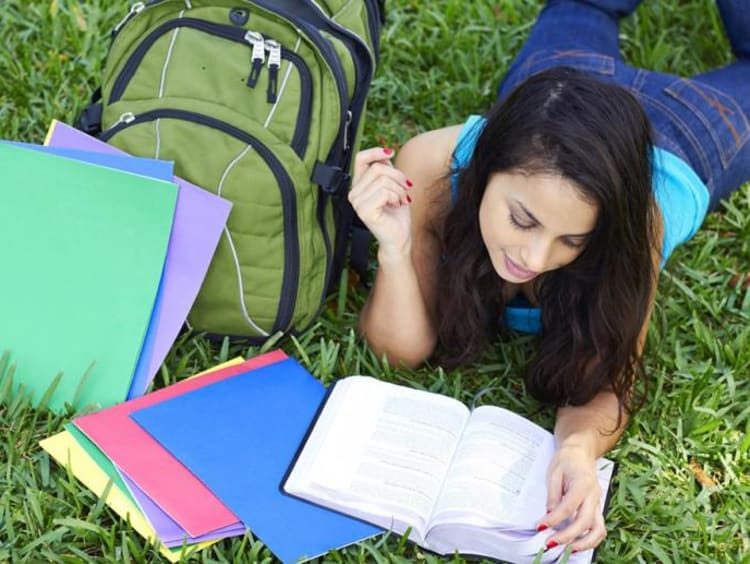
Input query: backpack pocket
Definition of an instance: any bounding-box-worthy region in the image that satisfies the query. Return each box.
[101,97,329,339]
[104,16,334,165]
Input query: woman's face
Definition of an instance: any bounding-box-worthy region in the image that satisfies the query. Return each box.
[479,171,598,284]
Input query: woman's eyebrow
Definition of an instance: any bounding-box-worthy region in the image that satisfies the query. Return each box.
[564,233,591,242]
[515,200,593,238]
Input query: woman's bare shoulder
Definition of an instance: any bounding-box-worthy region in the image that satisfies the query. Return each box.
[396,125,464,177]
[395,125,465,228]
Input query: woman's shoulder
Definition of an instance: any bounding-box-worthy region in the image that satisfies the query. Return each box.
[394,125,465,230]
[397,124,465,173]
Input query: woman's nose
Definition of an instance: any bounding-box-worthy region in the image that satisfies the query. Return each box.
[521,236,553,273]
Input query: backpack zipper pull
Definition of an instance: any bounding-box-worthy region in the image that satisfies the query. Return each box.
[265,40,281,103]
[343,110,353,150]
[113,112,136,127]
[113,2,146,36]
[245,31,265,88]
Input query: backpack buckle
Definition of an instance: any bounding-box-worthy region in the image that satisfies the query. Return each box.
[75,102,103,136]
[312,162,351,195]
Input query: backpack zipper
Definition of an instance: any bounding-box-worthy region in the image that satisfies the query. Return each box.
[111,0,195,39]
[265,39,282,104]
[255,0,373,165]
[245,30,265,88]
[112,1,149,38]
[108,18,313,158]
[109,18,312,158]
[101,109,300,335]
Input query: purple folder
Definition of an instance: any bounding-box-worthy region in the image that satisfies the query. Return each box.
[118,469,246,547]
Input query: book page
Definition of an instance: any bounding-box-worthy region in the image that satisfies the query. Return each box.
[429,405,554,530]
[286,376,470,536]
[427,457,616,563]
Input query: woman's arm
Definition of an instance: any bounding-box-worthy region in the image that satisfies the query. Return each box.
[540,390,627,551]
[355,126,462,367]
[541,210,665,552]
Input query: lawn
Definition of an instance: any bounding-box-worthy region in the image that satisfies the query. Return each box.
[1,0,748,562]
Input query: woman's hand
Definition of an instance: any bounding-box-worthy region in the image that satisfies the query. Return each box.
[538,443,606,553]
[348,147,413,259]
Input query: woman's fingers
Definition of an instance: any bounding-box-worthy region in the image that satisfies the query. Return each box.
[348,147,413,248]
[545,466,564,513]
[349,162,412,210]
[349,172,410,224]
[353,146,395,182]
[569,512,607,553]
[542,481,603,551]
[351,160,410,194]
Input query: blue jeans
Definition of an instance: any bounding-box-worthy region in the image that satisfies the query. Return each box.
[497,0,750,211]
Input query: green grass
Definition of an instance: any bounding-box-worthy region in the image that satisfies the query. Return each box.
[1,0,749,562]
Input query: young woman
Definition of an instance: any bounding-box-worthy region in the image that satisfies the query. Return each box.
[349,0,750,554]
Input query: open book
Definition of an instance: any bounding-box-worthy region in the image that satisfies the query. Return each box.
[284,376,616,564]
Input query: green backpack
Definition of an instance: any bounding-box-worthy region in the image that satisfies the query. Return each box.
[78,0,383,341]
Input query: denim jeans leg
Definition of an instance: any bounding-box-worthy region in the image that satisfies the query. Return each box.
[624,58,750,211]
[717,0,750,58]
[680,0,750,206]
[498,0,625,99]
[687,60,750,206]
[577,0,643,18]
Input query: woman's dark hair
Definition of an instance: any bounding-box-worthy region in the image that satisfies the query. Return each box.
[435,66,658,416]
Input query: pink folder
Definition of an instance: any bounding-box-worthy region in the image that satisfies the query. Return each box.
[73,350,288,536]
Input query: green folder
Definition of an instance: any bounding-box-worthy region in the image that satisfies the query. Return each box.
[64,424,135,503]
[0,143,177,412]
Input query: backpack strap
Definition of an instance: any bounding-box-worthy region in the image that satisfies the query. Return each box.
[76,88,103,136]
[312,162,371,286]
[349,218,372,287]
[312,161,351,194]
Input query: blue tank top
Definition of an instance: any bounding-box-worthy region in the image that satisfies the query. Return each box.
[451,115,710,334]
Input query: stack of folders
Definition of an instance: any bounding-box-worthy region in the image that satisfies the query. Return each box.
[0,121,231,411]
[41,346,615,563]
[41,351,382,562]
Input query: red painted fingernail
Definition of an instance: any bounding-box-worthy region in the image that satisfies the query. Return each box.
[406,195,412,203]
[572,550,578,554]
[405,179,413,188]
[546,540,559,550]
[537,524,548,532]
[382,147,394,155]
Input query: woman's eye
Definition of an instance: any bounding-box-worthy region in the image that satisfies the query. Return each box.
[508,213,534,230]
[563,238,586,249]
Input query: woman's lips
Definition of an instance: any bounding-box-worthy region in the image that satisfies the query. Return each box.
[504,254,537,281]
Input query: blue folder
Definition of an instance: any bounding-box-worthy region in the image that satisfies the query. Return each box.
[130,358,382,563]
[3,142,174,181]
